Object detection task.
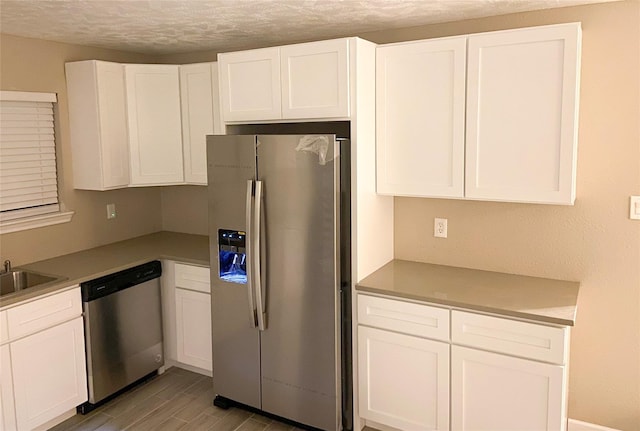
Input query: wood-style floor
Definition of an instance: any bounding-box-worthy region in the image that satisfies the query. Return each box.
[49,367,303,431]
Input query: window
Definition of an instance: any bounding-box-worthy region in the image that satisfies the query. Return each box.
[0,91,73,234]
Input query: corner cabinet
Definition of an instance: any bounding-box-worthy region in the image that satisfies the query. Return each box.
[0,287,87,431]
[376,23,581,204]
[218,38,351,122]
[124,64,185,186]
[66,60,221,189]
[356,293,570,431]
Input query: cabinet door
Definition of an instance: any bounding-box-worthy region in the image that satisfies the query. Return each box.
[0,344,16,431]
[218,47,281,122]
[451,345,565,431]
[281,39,350,119]
[175,288,212,371]
[11,317,87,431]
[65,60,129,190]
[95,61,130,189]
[358,326,449,431]
[180,62,219,185]
[125,64,184,185]
[376,37,466,198]
[465,23,581,204]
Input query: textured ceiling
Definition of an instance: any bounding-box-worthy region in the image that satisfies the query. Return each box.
[0,0,614,55]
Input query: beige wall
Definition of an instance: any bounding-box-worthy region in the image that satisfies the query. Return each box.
[160,186,208,235]
[361,2,640,430]
[0,35,163,265]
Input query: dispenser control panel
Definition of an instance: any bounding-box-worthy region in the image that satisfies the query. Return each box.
[218,229,247,284]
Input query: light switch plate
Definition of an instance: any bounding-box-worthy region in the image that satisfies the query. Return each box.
[630,196,640,220]
[107,203,117,219]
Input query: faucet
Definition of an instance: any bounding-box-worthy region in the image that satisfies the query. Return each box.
[2,260,11,274]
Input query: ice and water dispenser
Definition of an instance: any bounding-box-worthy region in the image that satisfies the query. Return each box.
[218,229,247,284]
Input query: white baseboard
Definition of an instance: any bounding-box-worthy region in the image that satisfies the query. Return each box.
[568,419,621,431]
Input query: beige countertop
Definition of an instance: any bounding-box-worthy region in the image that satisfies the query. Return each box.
[356,260,580,326]
[0,231,209,309]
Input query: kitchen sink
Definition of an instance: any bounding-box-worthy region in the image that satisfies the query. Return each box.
[0,270,64,296]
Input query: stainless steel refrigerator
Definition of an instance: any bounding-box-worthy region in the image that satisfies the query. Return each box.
[206,134,352,431]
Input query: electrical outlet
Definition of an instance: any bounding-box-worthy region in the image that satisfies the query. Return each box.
[434,218,447,238]
[631,196,640,220]
[106,203,117,219]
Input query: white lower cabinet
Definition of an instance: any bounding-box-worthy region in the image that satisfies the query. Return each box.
[0,344,16,431]
[451,346,564,431]
[163,261,212,373]
[175,288,212,370]
[358,326,450,431]
[0,287,87,431]
[357,293,569,431]
[11,317,87,430]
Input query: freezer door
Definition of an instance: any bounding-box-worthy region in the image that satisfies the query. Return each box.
[256,134,341,430]
[207,135,261,409]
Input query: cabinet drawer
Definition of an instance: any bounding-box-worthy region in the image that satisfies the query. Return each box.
[175,263,210,293]
[451,310,568,364]
[0,311,8,344]
[358,294,449,341]
[7,287,82,340]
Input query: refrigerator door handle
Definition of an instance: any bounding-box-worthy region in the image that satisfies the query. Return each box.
[246,179,258,328]
[254,180,267,331]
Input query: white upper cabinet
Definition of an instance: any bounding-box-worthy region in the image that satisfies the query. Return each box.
[465,23,581,204]
[280,39,350,119]
[65,60,130,190]
[125,64,185,186]
[180,62,222,185]
[376,37,466,198]
[219,38,351,122]
[376,23,581,205]
[218,47,281,122]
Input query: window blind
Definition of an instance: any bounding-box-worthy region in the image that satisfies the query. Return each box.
[0,91,59,221]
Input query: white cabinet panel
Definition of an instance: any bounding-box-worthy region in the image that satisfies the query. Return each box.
[180,62,220,185]
[358,294,449,341]
[175,288,212,371]
[66,60,129,190]
[281,39,350,119]
[125,64,184,185]
[11,317,87,431]
[7,287,81,339]
[219,38,353,122]
[452,310,568,364]
[0,311,8,344]
[0,344,16,431]
[376,23,581,204]
[466,23,581,204]
[376,37,466,198]
[358,326,450,431]
[218,47,281,122]
[175,263,210,293]
[451,345,565,431]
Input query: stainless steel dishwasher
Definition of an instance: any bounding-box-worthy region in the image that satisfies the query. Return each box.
[79,260,164,413]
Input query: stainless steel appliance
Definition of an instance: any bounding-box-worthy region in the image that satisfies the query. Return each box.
[79,261,164,413]
[207,134,351,431]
